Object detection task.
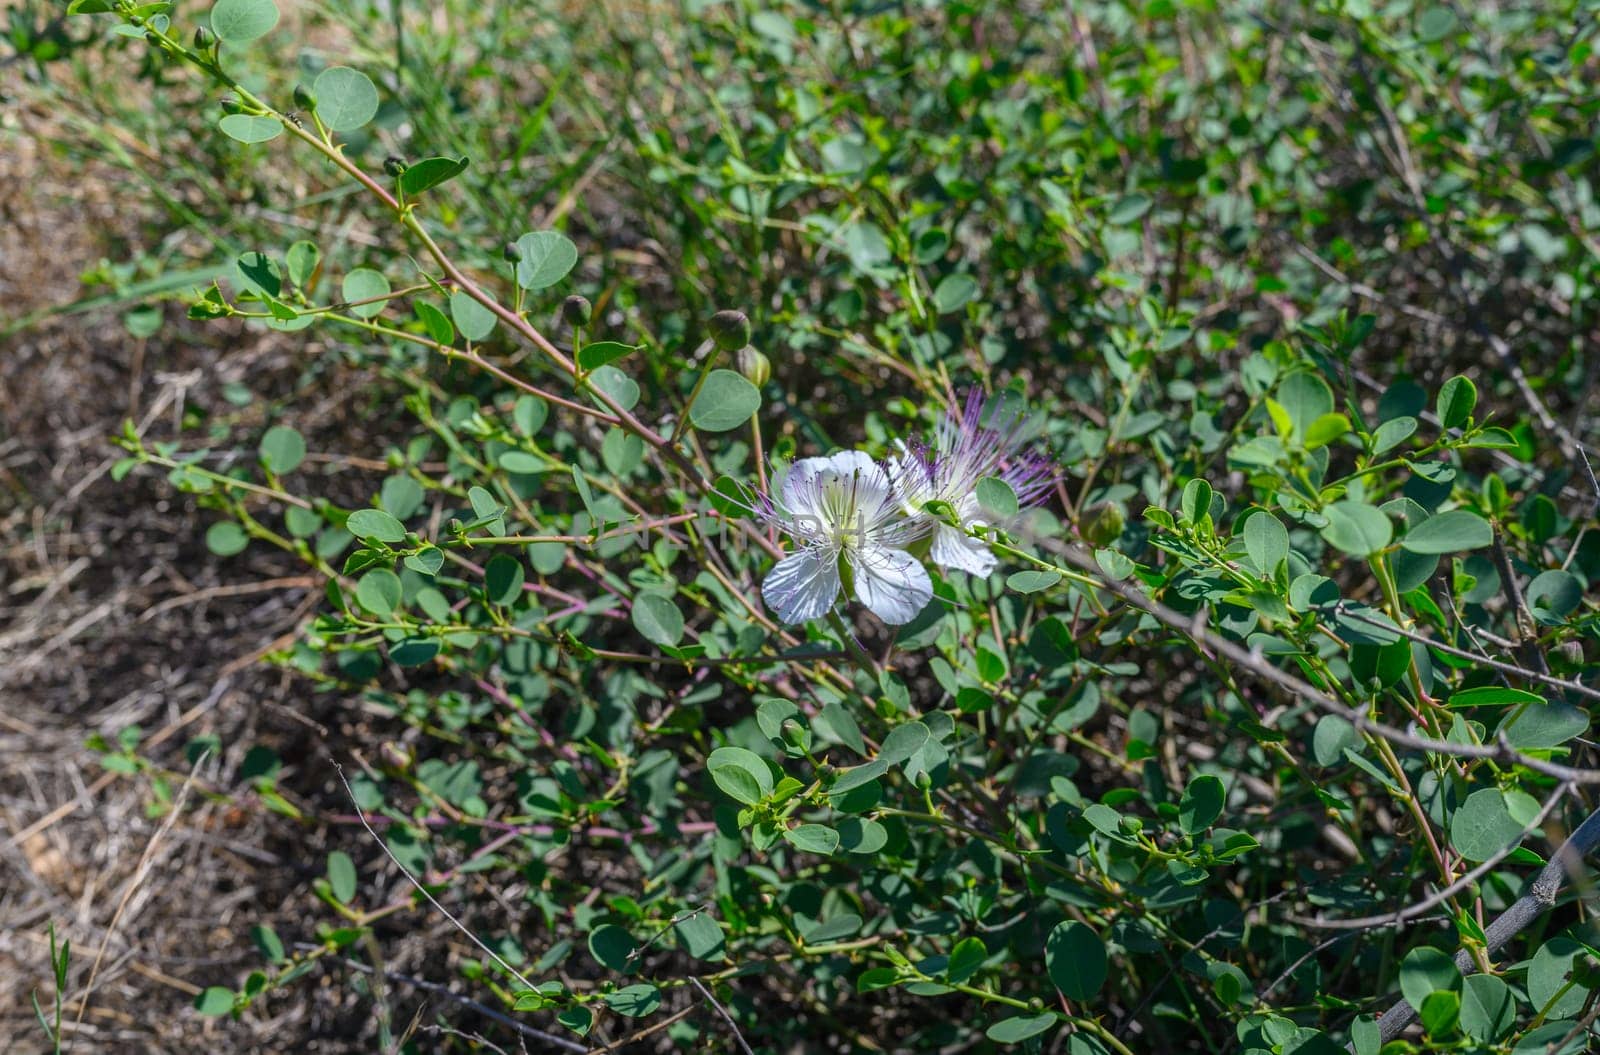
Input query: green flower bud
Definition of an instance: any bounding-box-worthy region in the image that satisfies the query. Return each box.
[1080,500,1126,546]
[708,309,751,352]
[914,771,933,790]
[737,345,771,388]
[292,84,316,111]
[562,294,593,328]
[780,718,808,752]
[384,156,407,178]
[501,241,520,262]
[193,26,214,49]
[220,94,243,115]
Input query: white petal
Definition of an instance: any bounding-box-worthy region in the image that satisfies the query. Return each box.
[779,457,833,520]
[762,547,841,624]
[818,449,885,488]
[850,545,933,625]
[930,523,997,577]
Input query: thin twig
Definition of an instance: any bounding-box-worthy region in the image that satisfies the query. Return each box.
[690,976,756,1055]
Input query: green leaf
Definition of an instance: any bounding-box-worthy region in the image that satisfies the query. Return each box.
[879,721,929,766]
[415,301,453,344]
[483,554,525,605]
[1401,509,1492,554]
[1450,788,1529,862]
[975,476,1019,519]
[674,913,725,961]
[688,369,760,431]
[577,341,635,373]
[932,273,979,313]
[1437,375,1477,430]
[209,0,278,43]
[390,637,439,667]
[499,450,543,475]
[632,592,685,647]
[285,241,319,289]
[1178,774,1224,833]
[784,823,839,855]
[1527,570,1583,623]
[1400,946,1461,1014]
[1528,938,1588,1019]
[1107,193,1152,225]
[1320,500,1392,557]
[347,508,406,543]
[218,113,282,143]
[449,291,496,342]
[588,365,640,411]
[1419,989,1460,1036]
[1243,511,1289,576]
[1278,373,1335,438]
[1303,412,1351,449]
[1350,1015,1381,1055]
[399,155,468,196]
[1372,416,1417,455]
[341,268,390,319]
[985,1013,1058,1044]
[514,396,548,437]
[313,66,379,133]
[946,936,987,985]
[234,251,282,298]
[258,425,305,474]
[355,568,402,617]
[206,521,249,557]
[603,983,660,1017]
[194,986,235,1016]
[1046,921,1107,1001]
[1459,973,1514,1042]
[1418,5,1457,41]
[1006,569,1060,593]
[557,1007,592,1035]
[587,924,638,972]
[326,850,356,903]
[512,231,579,291]
[707,746,772,805]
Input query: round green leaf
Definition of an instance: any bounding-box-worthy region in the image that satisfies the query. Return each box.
[389,637,438,666]
[1449,788,1527,862]
[313,66,379,132]
[879,721,929,766]
[784,823,839,855]
[449,291,496,342]
[206,521,249,556]
[258,425,305,474]
[932,273,979,314]
[632,592,685,647]
[346,508,406,543]
[587,924,638,972]
[1046,921,1107,1001]
[707,746,773,805]
[1526,570,1583,623]
[603,983,660,1017]
[589,365,640,411]
[1401,509,1493,554]
[483,554,525,606]
[1006,569,1060,593]
[218,114,282,143]
[355,568,401,617]
[1178,774,1225,833]
[1460,973,1514,1042]
[1528,937,1588,1019]
[1320,500,1392,557]
[976,476,1019,519]
[688,369,760,432]
[674,912,726,961]
[210,0,278,42]
[1399,946,1461,1013]
[1243,510,1289,575]
[194,986,235,1016]
[341,268,390,319]
[512,231,579,291]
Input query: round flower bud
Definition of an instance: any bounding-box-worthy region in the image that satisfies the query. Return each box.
[562,294,593,329]
[193,26,214,49]
[384,156,407,178]
[736,345,771,388]
[914,771,933,790]
[708,309,751,352]
[292,84,316,111]
[220,94,243,115]
[1080,500,1126,547]
[501,241,520,262]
